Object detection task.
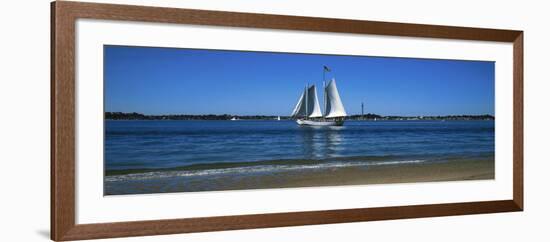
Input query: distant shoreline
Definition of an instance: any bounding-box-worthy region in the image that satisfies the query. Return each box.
[105,112,494,121]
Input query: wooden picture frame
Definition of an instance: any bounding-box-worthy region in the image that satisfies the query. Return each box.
[51,1,523,241]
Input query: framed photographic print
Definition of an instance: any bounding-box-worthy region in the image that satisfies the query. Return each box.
[51,1,523,241]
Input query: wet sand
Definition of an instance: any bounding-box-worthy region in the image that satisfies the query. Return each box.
[105,158,494,195]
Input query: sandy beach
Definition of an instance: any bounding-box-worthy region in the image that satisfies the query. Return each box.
[105,157,494,195]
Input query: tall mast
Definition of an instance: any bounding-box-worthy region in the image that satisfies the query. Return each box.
[305,84,308,119]
[323,66,327,118]
[323,81,326,117]
[322,66,329,118]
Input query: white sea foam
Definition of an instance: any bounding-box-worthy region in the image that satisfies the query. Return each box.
[105,159,427,182]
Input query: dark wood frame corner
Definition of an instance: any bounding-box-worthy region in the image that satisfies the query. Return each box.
[51,1,523,241]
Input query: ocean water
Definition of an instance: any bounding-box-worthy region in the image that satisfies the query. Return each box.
[105,120,494,175]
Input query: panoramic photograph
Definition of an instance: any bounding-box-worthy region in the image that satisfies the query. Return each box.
[103,45,495,195]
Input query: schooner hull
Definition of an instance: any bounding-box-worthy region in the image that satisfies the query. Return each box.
[296,119,344,126]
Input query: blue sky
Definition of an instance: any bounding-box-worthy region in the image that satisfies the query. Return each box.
[104,45,494,116]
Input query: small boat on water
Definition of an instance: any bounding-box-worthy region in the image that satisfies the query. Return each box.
[291,78,347,126]
[277,116,281,121]
[230,117,238,121]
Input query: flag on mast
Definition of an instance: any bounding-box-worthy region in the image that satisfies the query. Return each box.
[324,65,331,72]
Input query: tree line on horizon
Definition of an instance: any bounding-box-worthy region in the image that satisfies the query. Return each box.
[105,112,494,121]
[105,112,285,120]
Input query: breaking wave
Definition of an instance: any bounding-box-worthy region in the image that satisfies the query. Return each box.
[105,158,426,182]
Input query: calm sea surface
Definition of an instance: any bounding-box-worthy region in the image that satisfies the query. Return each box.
[105,120,494,174]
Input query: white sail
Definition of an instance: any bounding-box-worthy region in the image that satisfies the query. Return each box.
[324,79,347,118]
[290,89,307,117]
[307,85,323,118]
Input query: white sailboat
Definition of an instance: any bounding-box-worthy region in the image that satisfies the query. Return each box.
[291,78,347,126]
